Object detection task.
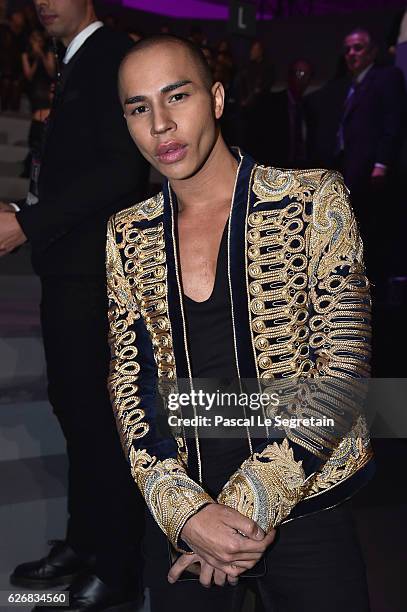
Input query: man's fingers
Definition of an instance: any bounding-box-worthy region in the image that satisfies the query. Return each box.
[227,574,239,586]
[223,508,265,541]
[168,553,199,584]
[221,551,263,562]
[199,562,214,588]
[229,560,255,571]
[222,529,274,557]
[213,569,226,587]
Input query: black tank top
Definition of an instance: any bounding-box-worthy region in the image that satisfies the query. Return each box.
[183,223,251,497]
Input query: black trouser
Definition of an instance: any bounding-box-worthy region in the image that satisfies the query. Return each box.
[40,276,144,588]
[147,502,370,612]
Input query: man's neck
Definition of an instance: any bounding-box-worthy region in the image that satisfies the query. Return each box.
[62,11,98,47]
[352,62,374,84]
[170,135,239,215]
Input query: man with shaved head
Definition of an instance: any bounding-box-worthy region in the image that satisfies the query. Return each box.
[108,35,373,611]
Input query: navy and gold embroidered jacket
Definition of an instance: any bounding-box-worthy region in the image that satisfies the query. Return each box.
[106,152,373,552]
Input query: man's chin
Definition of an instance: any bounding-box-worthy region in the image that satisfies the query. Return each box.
[43,26,58,37]
[152,159,192,182]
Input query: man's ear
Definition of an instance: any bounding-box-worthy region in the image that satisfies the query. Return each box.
[211,81,225,120]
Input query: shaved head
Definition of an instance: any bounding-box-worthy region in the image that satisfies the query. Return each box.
[119,34,214,93]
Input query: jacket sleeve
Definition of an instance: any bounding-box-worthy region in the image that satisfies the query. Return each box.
[217,170,371,531]
[106,216,214,552]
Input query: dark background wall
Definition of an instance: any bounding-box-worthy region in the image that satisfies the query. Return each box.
[5,1,402,82]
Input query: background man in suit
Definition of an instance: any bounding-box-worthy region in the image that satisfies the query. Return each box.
[307,28,406,286]
[0,0,149,609]
[337,29,405,196]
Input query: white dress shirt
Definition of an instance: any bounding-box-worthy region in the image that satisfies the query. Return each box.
[63,20,104,64]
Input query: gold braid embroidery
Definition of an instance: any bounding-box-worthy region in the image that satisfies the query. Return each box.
[218,169,372,529]
[218,439,308,530]
[107,196,213,551]
[247,167,325,378]
[307,415,372,497]
[130,447,214,551]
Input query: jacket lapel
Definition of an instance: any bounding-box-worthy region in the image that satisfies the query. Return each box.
[345,65,376,121]
[228,151,259,379]
[162,181,192,381]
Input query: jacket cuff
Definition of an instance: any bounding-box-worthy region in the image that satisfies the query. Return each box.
[130,448,214,552]
[217,439,307,532]
[15,206,45,245]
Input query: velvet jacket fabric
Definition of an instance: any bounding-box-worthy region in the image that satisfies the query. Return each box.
[106,151,374,552]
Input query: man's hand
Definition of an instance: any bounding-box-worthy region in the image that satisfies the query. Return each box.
[0,212,27,256]
[371,165,387,188]
[0,202,16,213]
[180,504,276,577]
[168,553,238,588]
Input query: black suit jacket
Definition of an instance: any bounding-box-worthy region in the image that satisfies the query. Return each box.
[307,65,406,192]
[268,89,312,168]
[17,26,149,276]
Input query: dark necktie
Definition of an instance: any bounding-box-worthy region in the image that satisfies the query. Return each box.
[336,81,358,153]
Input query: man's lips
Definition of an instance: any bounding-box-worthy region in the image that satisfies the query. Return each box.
[40,14,58,25]
[155,142,188,165]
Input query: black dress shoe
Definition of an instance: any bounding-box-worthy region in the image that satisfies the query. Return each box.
[32,573,142,611]
[10,540,90,589]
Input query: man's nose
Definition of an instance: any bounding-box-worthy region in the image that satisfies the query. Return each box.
[151,107,176,137]
[34,0,49,8]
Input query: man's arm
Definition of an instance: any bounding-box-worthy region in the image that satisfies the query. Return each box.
[106,215,213,551]
[217,170,372,532]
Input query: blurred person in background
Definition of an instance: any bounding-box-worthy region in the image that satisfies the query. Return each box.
[238,39,274,164]
[103,13,118,30]
[307,28,406,288]
[21,29,55,178]
[22,3,42,31]
[201,44,215,72]
[8,10,29,54]
[0,0,149,610]
[127,27,144,43]
[0,13,27,112]
[217,38,232,55]
[387,5,407,57]
[214,48,239,147]
[189,24,207,47]
[268,59,314,168]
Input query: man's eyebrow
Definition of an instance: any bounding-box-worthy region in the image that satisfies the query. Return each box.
[160,80,192,94]
[125,80,192,105]
[125,95,145,105]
